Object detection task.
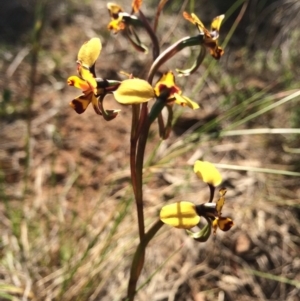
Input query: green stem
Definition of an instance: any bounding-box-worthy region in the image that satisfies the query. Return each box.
[148,35,203,84]
[134,95,168,240]
[157,112,165,138]
[127,220,164,300]
[133,95,168,243]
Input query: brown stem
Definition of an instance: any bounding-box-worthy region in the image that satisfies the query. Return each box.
[208,184,215,203]
[130,104,140,199]
[127,10,163,299]
[138,10,160,60]
[154,0,169,33]
[134,103,149,241]
[157,112,165,138]
[147,36,188,84]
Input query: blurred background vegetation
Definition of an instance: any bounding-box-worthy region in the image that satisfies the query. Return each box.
[0,0,300,300]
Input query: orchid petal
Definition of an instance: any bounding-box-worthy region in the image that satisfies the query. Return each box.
[107,3,124,18]
[174,93,199,109]
[210,15,225,38]
[77,38,102,68]
[218,217,234,232]
[69,93,93,114]
[194,160,222,187]
[153,71,181,99]
[114,78,155,104]
[78,66,97,93]
[160,201,200,229]
[216,187,227,215]
[186,222,211,242]
[67,76,90,92]
[132,0,142,13]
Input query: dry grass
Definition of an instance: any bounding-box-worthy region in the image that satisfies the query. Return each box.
[1,0,300,300]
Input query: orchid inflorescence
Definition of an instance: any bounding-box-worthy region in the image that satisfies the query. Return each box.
[67,1,232,299]
[67,1,225,123]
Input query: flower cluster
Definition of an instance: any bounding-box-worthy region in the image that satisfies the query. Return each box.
[67,7,225,118]
[66,0,232,244]
[67,42,200,120]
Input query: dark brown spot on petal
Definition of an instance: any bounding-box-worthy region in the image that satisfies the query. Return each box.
[67,79,74,86]
[219,218,234,231]
[112,13,119,19]
[70,100,85,114]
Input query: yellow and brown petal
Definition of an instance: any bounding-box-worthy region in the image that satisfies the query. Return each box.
[67,75,98,114]
[132,0,142,13]
[69,92,104,115]
[154,72,181,99]
[107,18,126,33]
[67,72,97,94]
[77,66,98,94]
[107,3,124,19]
[71,38,101,95]
[173,93,199,110]
[67,76,91,92]
[113,78,155,104]
[193,160,222,187]
[77,37,102,68]
[107,3,126,33]
[153,72,199,109]
[69,93,94,114]
[212,216,234,234]
[216,187,227,215]
[183,12,224,59]
[160,201,200,229]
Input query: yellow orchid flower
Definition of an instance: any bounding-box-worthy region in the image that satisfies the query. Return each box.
[160,201,200,229]
[107,3,126,33]
[160,163,233,241]
[106,2,148,53]
[160,188,233,238]
[67,38,102,114]
[107,0,143,32]
[154,71,199,110]
[193,160,222,187]
[183,12,224,59]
